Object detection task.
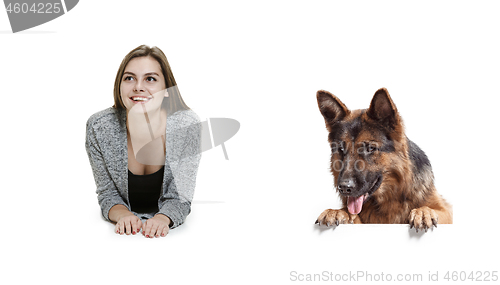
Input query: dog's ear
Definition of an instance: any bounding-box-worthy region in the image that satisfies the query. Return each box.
[367,88,400,128]
[317,90,350,131]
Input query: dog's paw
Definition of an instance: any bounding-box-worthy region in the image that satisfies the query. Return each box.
[409,206,438,232]
[315,209,351,226]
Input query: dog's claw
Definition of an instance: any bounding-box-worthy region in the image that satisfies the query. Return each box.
[409,206,440,233]
[315,219,319,225]
[316,209,350,228]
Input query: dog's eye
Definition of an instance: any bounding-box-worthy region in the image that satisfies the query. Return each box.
[331,142,345,154]
[365,143,377,154]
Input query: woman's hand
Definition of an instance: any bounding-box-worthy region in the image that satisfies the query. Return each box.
[115,214,142,235]
[109,204,142,235]
[142,214,171,238]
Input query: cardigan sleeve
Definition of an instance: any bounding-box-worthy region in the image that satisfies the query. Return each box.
[85,116,129,221]
[158,111,202,228]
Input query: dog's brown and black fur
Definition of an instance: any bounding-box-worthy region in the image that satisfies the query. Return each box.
[315,88,452,232]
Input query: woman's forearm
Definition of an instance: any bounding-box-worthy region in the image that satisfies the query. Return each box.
[108,204,134,223]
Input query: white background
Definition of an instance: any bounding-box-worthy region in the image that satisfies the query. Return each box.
[1,1,499,284]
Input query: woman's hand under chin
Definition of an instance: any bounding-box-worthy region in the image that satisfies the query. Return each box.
[142,214,171,238]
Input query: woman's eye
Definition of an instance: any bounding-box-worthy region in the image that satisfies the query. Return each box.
[146,77,157,82]
[124,76,134,81]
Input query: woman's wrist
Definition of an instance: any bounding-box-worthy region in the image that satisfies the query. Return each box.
[154,213,172,227]
[109,204,134,223]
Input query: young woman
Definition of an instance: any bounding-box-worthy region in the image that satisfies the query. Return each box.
[86,45,201,238]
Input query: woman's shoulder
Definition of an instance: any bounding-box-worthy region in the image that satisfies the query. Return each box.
[86,107,125,129]
[168,109,201,127]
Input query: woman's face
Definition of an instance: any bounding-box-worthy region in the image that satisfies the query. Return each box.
[120,56,168,112]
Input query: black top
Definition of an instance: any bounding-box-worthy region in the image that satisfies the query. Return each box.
[128,166,164,213]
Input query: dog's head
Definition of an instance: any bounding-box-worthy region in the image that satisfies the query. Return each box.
[317,88,406,215]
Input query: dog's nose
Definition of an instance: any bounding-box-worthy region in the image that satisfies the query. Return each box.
[338,178,355,195]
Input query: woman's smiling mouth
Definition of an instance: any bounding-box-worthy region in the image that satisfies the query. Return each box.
[130,96,153,103]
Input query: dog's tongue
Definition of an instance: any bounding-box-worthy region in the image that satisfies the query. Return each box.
[347,196,365,215]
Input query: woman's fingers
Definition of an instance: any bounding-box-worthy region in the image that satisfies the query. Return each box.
[115,215,142,235]
[141,218,168,238]
[133,218,142,235]
[154,224,163,238]
[115,220,124,235]
[144,220,159,238]
[161,225,169,237]
[151,222,161,238]
[115,216,168,238]
[125,219,132,235]
[142,219,151,238]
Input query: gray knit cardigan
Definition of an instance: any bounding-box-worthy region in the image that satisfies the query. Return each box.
[85,107,201,228]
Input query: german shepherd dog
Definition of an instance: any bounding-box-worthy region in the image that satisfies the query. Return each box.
[314,88,452,232]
